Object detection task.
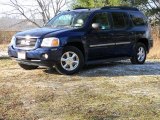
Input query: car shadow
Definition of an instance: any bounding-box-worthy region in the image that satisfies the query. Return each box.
[43,67,59,75]
[0,57,10,60]
[79,60,160,77]
[43,60,160,77]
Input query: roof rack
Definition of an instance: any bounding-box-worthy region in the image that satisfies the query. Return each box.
[101,6,139,11]
[74,7,90,10]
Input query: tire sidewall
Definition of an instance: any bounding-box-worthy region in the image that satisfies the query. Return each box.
[55,46,84,75]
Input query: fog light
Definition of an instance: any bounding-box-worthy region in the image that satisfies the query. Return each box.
[42,54,48,59]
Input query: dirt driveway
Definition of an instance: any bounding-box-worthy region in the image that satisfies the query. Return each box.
[0,58,160,120]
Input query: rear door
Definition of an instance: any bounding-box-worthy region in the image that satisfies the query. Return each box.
[111,12,133,57]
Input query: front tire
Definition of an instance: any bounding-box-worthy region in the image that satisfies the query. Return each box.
[130,43,147,64]
[55,46,84,75]
[18,63,38,70]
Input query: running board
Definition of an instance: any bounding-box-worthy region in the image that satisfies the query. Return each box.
[86,57,131,65]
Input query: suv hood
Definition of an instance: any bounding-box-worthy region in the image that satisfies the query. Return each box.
[15,27,69,38]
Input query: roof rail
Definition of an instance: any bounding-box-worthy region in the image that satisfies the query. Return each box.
[101,6,139,11]
[74,7,90,10]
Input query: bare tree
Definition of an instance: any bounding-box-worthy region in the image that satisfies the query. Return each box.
[2,0,69,27]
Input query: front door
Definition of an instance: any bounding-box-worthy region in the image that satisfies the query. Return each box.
[86,12,116,60]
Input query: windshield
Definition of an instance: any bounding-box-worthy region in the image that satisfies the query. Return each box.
[46,12,90,28]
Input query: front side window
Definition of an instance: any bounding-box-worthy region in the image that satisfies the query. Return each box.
[111,12,128,29]
[52,14,72,27]
[92,13,110,30]
[130,12,147,26]
[46,12,90,28]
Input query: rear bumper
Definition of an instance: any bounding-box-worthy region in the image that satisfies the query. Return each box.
[8,46,63,67]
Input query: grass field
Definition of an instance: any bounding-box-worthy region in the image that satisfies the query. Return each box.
[0,59,160,120]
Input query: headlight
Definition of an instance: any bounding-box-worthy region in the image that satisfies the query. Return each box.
[10,36,16,45]
[41,37,59,47]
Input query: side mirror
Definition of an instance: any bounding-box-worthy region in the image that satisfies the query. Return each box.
[92,23,100,29]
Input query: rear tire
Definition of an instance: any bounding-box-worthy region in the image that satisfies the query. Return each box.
[55,46,84,75]
[18,63,38,70]
[130,43,147,64]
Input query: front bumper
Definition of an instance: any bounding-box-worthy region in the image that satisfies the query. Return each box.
[8,46,63,67]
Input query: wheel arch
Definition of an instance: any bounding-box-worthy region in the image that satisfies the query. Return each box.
[137,38,149,52]
[64,42,86,60]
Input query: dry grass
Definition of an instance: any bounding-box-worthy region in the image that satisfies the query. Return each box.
[0,59,160,120]
[0,44,8,51]
[148,32,160,59]
[0,31,17,44]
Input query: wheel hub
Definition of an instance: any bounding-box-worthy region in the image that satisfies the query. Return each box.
[66,58,73,65]
[61,51,79,71]
[137,47,145,62]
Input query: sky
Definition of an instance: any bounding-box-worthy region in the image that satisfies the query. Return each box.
[0,0,36,18]
[0,0,69,18]
[0,0,12,15]
[0,0,33,12]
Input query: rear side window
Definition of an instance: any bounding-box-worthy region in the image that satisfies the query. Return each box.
[92,13,110,30]
[130,12,147,26]
[111,12,128,29]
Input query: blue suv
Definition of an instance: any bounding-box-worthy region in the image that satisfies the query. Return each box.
[8,7,153,75]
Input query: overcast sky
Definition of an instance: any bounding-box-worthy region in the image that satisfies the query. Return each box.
[0,0,69,18]
[0,0,33,12]
[0,0,35,17]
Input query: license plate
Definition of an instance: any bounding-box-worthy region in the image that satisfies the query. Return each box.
[18,52,26,59]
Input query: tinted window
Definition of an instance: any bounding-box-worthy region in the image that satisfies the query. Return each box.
[111,12,127,29]
[92,13,110,30]
[130,12,146,26]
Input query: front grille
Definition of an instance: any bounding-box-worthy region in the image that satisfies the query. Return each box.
[15,37,37,50]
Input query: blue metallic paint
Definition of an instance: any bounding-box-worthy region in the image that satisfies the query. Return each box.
[8,8,153,67]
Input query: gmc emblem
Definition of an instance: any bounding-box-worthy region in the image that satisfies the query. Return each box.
[21,40,30,45]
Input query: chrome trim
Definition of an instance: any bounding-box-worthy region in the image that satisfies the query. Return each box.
[30,60,41,62]
[14,47,36,51]
[16,36,39,39]
[90,43,115,47]
[13,58,41,62]
[116,42,131,45]
[14,37,38,50]
[90,42,131,48]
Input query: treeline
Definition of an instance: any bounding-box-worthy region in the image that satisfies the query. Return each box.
[3,0,160,27]
[73,0,160,25]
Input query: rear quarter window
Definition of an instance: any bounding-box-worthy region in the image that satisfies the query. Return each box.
[130,12,147,26]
